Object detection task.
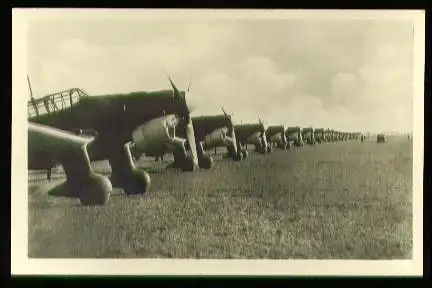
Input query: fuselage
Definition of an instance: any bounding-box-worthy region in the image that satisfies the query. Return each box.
[190,114,234,142]
[266,125,287,148]
[285,127,303,146]
[302,127,315,144]
[314,128,325,143]
[235,123,268,151]
[28,88,189,162]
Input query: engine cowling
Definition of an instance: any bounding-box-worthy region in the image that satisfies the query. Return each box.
[246,131,268,153]
[303,131,314,143]
[131,114,185,155]
[246,131,263,146]
[203,127,229,148]
[269,132,283,143]
[287,131,304,146]
[286,132,298,142]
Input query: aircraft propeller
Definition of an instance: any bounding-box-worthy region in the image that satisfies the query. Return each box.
[258,116,269,137]
[167,76,199,169]
[221,106,229,118]
[221,106,234,117]
[221,106,235,127]
[258,117,264,130]
[187,78,192,92]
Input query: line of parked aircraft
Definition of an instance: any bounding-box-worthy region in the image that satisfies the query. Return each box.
[27,75,364,206]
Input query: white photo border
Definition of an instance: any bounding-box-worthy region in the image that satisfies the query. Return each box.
[11,8,425,276]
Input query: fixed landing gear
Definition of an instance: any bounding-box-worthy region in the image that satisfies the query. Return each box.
[198,155,213,169]
[232,151,243,161]
[52,173,112,206]
[196,142,213,169]
[59,145,112,206]
[170,145,199,172]
[277,142,287,150]
[241,149,248,159]
[227,143,243,162]
[255,142,267,154]
[257,145,272,154]
[78,173,112,205]
[109,142,151,195]
[286,142,292,149]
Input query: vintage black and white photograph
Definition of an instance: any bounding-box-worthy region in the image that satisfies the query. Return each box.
[12,9,424,275]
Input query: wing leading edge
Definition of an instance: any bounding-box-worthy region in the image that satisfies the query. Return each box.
[28,122,112,206]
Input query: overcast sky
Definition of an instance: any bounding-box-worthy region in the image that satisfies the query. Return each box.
[27,17,415,133]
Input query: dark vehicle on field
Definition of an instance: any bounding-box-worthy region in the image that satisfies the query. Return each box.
[377,133,386,143]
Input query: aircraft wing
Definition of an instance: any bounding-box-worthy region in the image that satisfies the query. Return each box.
[29,122,95,153]
[28,122,95,170]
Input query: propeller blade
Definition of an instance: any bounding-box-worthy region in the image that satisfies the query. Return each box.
[185,120,199,169]
[221,106,229,117]
[168,76,181,99]
[166,75,198,169]
[259,117,265,130]
[167,75,192,115]
[187,78,192,92]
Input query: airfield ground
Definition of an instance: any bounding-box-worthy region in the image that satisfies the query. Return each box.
[28,136,413,259]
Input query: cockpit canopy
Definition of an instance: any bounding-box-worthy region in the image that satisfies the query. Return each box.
[28,88,89,118]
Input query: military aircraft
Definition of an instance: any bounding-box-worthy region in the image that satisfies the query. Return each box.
[313,128,325,144]
[355,132,362,141]
[27,75,200,205]
[342,132,348,141]
[147,107,244,166]
[185,107,243,165]
[265,125,289,150]
[334,131,341,141]
[285,126,304,147]
[345,132,353,141]
[343,132,350,141]
[330,130,335,141]
[323,129,333,142]
[234,118,271,156]
[302,127,316,145]
[332,130,339,142]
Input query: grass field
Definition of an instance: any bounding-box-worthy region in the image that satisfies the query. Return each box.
[28,136,413,259]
